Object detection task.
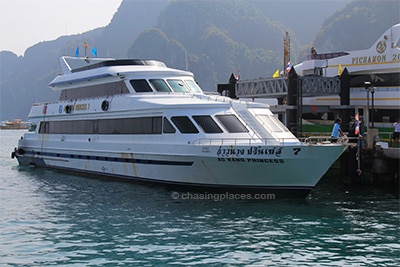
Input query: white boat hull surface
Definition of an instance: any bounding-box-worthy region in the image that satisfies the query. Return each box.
[16,137,345,196]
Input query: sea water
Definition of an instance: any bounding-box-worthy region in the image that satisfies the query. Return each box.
[1,130,399,266]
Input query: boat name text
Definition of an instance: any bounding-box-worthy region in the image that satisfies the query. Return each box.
[217,158,285,163]
[75,104,88,110]
[392,53,400,62]
[351,55,386,65]
[351,53,400,64]
[217,146,283,158]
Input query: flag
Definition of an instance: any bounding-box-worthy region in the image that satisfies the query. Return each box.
[235,69,240,81]
[75,47,79,57]
[286,61,291,73]
[272,69,279,78]
[84,42,89,49]
[92,47,97,56]
[338,64,343,76]
[355,113,360,135]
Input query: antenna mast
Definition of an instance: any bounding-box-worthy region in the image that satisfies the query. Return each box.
[283,32,290,76]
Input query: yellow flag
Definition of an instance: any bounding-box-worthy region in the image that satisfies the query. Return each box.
[272,69,279,78]
[338,64,343,76]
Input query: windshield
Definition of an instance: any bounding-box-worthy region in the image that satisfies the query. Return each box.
[167,79,189,92]
[184,80,203,93]
[256,114,289,133]
[149,79,171,92]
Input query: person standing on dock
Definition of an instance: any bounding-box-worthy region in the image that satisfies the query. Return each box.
[331,118,344,142]
[311,46,317,58]
[393,118,400,146]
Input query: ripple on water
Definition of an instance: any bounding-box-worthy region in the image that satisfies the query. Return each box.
[0,131,399,266]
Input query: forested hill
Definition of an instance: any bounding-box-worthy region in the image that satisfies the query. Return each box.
[128,0,291,90]
[1,0,398,121]
[313,0,399,52]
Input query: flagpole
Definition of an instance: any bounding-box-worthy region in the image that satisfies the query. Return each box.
[84,42,88,57]
[184,48,188,71]
[283,32,290,77]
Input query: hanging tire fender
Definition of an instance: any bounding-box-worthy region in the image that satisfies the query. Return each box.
[101,100,109,111]
[65,105,72,114]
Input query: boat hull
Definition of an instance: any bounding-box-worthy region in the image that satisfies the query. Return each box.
[13,142,345,198]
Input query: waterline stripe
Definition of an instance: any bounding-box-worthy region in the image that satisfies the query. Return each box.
[24,151,193,166]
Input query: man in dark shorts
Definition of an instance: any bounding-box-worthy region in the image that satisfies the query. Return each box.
[393,118,400,146]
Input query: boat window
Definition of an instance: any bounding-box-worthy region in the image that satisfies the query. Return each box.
[70,120,94,134]
[256,115,288,133]
[167,79,189,92]
[171,116,199,134]
[130,79,153,93]
[163,117,176,134]
[29,124,37,132]
[149,79,171,92]
[59,80,130,101]
[98,117,162,134]
[184,80,203,93]
[39,121,48,134]
[215,115,248,133]
[39,117,162,135]
[192,115,223,133]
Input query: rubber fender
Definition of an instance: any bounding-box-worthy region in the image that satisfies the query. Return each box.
[101,100,109,111]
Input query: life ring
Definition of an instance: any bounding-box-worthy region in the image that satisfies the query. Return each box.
[65,105,72,114]
[338,135,349,144]
[101,100,109,111]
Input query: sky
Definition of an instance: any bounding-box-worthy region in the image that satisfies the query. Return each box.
[0,0,123,56]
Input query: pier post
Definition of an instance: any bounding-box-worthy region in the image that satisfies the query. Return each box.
[277,97,286,124]
[228,73,238,99]
[339,68,351,130]
[217,73,237,98]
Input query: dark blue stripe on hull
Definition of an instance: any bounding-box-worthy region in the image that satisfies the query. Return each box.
[18,151,193,166]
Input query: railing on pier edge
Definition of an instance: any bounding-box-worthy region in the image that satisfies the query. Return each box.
[302,131,398,147]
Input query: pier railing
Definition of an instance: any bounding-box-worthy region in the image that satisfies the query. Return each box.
[299,136,356,145]
[235,76,341,98]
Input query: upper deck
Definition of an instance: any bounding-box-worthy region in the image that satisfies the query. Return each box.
[48,57,203,100]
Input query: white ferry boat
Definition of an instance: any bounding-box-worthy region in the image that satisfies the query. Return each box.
[12,56,345,197]
[294,24,400,119]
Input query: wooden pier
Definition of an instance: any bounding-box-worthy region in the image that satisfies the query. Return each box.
[340,142,399,186]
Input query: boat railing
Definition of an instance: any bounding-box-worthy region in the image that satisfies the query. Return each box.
[192,136,355,146]
[192,137,301,146]
[307,52,349,60]
[299,136,336,145]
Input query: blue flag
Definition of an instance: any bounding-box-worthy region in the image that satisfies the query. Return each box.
[75,47,79,57]
[92,47,97,56]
